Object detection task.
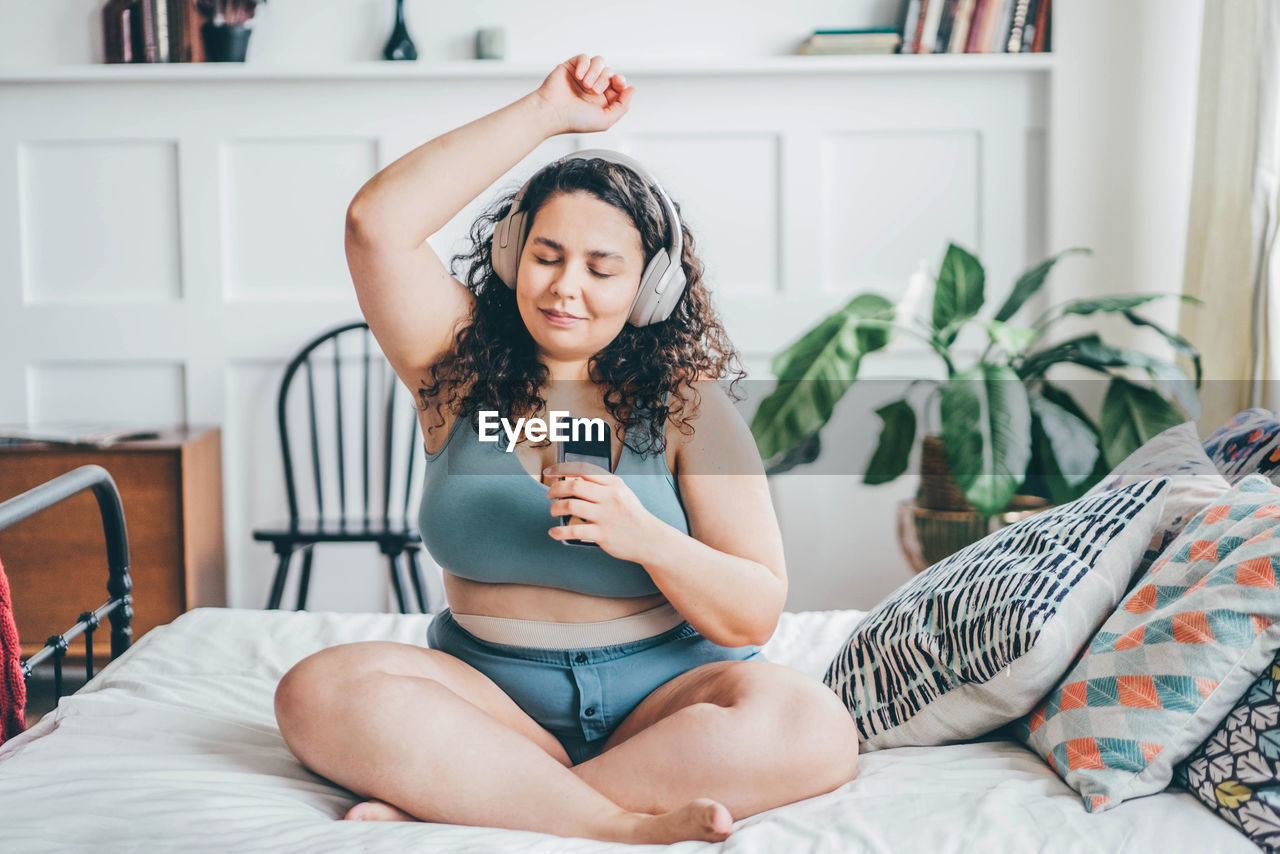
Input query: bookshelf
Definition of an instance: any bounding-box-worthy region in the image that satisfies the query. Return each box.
[0,54,1054,83]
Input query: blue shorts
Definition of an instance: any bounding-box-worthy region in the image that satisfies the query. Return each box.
[426,607,766,765]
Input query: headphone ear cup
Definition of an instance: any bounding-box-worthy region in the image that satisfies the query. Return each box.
[492,209,527,288]
[630,252,669,326]
[630,252,687,326]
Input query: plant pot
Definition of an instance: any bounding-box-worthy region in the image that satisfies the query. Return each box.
[201,23,252,62]
[898,435,1052,571]
[917,434,974,510]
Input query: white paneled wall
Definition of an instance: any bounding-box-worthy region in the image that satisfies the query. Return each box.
[0,59,1051,611]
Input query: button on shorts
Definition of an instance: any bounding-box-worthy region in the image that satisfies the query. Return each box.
[426,607,766,765]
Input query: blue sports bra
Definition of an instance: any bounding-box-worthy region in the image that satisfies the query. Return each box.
[417,411,689,597]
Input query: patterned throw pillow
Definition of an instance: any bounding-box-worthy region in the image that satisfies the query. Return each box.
[1203,408,1280,486]
[1085,422,1231,572]
[1176,659,1280,850]
[824,479,1168,751]
[1018,475,1280,813]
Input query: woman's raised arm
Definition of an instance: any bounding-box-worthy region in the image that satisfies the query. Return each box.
[345,54,635,392]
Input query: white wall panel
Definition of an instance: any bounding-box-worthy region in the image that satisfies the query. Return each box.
[821,130,981,294]
[625,134,781,295]
[19,140,181,303]
[27,360,186,425]
[221,138,378,300]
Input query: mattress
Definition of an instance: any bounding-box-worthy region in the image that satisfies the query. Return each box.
[0,607,1257,853]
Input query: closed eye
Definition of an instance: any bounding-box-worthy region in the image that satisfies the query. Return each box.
[534,257,614,279]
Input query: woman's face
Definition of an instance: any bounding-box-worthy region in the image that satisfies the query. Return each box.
[515,190,646,365]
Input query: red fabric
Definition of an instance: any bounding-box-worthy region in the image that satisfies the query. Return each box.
[0,555,26,744]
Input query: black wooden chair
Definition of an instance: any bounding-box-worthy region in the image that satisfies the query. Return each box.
[253,321,436,614]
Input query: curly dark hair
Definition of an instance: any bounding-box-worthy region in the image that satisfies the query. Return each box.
[416,156,747,456]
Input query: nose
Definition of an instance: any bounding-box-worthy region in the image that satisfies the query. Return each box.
[548,263,587,300]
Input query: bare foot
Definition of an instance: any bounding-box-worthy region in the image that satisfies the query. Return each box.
[343,798,418,822]
[628,797,734,844]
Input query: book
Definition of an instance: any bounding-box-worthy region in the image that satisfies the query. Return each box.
[933,0,961,54]
[799,32,902,55]
[911,0,933,53]
[897,0,924,53]
[965,0,990,52]
[0,425,162,448]
[948,0,977,53]
[996,0,1019,53]
[919,0,945,52]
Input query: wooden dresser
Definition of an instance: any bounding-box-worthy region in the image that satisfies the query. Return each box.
[0,426,226,660]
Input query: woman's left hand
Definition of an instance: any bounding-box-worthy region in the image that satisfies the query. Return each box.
[544,462,663,563]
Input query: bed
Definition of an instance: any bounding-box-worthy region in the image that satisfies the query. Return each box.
[0,605,1254,852]
[0,465,1261,853]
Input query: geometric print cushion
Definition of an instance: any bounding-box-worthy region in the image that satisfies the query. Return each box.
[1017,475,1280,813]
[1085,421,1231,575]
[1203,408,1280,486]
[824,478,1169,752]
[1176,657,1280,850]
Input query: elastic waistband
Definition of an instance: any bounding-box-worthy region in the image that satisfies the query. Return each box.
[449,602,685,649]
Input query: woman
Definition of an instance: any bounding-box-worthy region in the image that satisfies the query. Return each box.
[274,53,860,845]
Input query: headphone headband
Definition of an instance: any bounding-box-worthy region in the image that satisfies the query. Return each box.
[490,148,688,327]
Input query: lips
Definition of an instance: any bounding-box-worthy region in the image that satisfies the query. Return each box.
[541,308,582,322]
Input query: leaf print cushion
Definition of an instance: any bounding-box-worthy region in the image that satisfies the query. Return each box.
[1178,656,1280,850]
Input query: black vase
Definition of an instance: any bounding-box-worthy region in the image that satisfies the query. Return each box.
[382,0,417,61]
[201,23,252,62]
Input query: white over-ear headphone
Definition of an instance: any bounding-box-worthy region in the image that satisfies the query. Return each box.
[490,148,687,327]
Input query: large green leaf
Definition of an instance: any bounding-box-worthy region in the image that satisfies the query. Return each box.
[1028,390,1100,490]
[1019,334,1173,381]
[864,399,917,485]
[1122,309,1203,385]
[754,294,895,461]
[993,247,1092,323]
[939,364,1032,517]
[931,243,985,343]
[1036,292,1200,331]
[1100,376,1187,467]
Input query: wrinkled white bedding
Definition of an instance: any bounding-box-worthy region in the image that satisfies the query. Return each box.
[0,607,1256,853]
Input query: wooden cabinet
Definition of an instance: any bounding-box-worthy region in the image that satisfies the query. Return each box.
[0,427,226,660]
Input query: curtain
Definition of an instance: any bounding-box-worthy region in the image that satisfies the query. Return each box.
[1181,0,1280,425]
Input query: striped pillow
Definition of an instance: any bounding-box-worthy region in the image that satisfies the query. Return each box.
[824,479,1168,751]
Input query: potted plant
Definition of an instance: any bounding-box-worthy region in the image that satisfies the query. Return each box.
[749,242,1202,568]
[196,0,266,62]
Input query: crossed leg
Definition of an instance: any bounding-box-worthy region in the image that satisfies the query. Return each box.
[347,657,860,823]
[569,659,861,818]
[275,640,738,843]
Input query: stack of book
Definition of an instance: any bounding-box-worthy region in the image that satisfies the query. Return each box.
[897,0,1052,54]
[798,28,903,56]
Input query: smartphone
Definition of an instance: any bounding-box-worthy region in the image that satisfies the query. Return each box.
[555,418,612,548]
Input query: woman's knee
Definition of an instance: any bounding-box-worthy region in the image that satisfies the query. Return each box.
[735,664,859,784]
[275,643,394,742]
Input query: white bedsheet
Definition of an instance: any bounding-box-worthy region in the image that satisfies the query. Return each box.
[0,607,1257,853]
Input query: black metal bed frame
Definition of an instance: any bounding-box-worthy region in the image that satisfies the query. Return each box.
[2,465,134,701]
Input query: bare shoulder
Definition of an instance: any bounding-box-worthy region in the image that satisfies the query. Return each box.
[671,375,760,477]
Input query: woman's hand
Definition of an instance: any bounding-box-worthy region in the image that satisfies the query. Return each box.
[534,54,636,135]
[544,462,664,564]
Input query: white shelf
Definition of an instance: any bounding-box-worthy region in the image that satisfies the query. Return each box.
[0,53,1056,84]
